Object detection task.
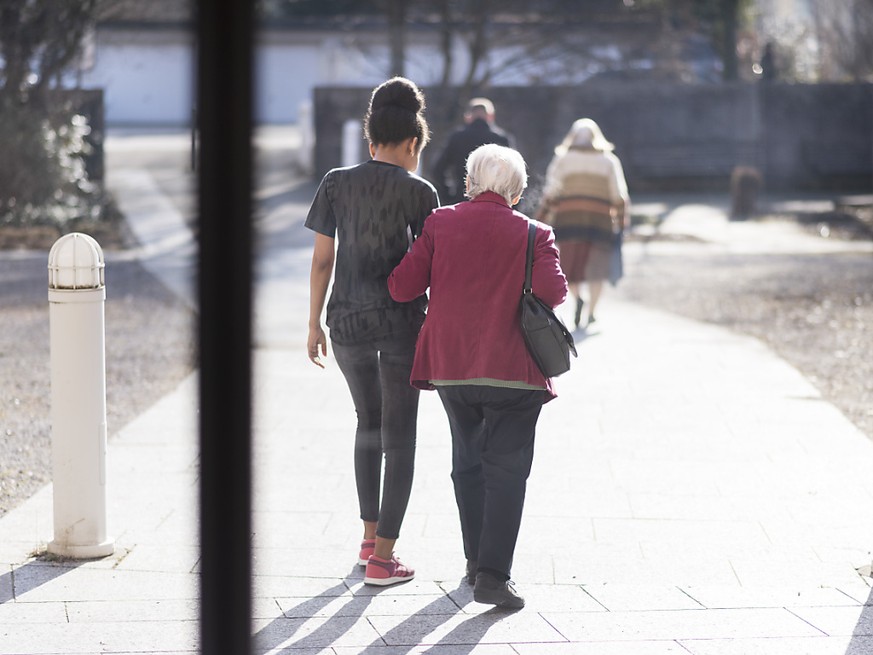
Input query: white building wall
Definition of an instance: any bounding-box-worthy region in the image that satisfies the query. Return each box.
[82,27,583,126]
[83,31,194,126]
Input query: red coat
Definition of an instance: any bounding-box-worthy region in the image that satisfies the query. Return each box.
[388,192,568,400]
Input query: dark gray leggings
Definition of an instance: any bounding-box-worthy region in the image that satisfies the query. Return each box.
[332,337,419,540]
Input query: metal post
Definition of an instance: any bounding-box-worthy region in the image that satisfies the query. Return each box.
[197,2,254,654]
[342,119,363,167]
[46,233,114,559]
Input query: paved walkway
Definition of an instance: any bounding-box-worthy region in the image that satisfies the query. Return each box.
[1,131,872,654]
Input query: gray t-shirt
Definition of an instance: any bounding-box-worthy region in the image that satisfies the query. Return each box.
[305,159,439,345]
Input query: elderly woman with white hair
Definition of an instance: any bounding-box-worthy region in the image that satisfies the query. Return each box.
[539,118,630,328]
[389,143,567,608]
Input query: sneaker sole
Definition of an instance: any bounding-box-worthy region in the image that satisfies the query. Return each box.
[363,572,415,586]
[357,557,370,566]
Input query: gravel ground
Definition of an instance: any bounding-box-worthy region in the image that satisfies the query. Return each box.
[615,213,873,442]
[0,253,196,516]
[1,202,870,518]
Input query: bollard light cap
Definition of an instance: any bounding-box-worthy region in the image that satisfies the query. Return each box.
[48,233,105,290]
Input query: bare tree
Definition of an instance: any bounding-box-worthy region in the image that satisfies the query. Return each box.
[0,0,98,105]
[811,0,873,82]
[0,0,105,227]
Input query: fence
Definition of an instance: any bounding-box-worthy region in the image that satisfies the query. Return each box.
[313,82,873,193]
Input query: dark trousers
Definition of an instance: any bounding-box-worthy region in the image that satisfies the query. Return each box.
[333,336,419,540]
[436,385,544,580]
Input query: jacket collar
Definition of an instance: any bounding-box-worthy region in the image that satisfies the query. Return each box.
[470,191,510,207]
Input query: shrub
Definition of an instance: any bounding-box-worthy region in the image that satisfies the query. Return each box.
[0,100,104,229]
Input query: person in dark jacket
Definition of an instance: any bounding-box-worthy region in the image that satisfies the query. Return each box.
[429,98,514,204]
[389,144,567,609]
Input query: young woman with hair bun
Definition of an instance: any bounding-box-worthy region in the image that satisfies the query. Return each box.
[305,77,438,586]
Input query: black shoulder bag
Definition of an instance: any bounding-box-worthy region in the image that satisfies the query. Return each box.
[520,222,577,377]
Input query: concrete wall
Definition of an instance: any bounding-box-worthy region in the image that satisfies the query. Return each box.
[314,82,873,193]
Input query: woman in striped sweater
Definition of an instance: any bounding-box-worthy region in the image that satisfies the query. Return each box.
[539,118,630,328]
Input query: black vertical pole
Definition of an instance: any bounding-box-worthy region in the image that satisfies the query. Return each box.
[196,2,253,655]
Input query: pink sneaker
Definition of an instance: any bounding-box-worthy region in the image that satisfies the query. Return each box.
[358,539,376,566]
[363,553,415,586]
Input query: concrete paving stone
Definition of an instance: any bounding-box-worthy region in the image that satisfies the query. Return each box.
[12,566,197,603]
[606,460,724,495]
[541,607,825,641]
[554,553,739,587]
[254,547,383,579]
[0,600,67,623]
[384,552,468,585]
[493,551,555,585]
[0,620,197,653]
[522,489,635,519]
[64,598,199,623]
[444,581,606,615]
[626,492,793,522]
[815,546,873,568]
[253,614,384,650]
[368,611,568,646]
[331,646,518,655]
[837,583,873,605]
[679,635,873,655]
[416,512,465,541]
[349,580,449,599]
[111,545,200,574]
[594,430,769,465]
[513,641,689,654]
[789,605,873,637]
[582,583,704,611]
[254,596,286,620]
[277,593,458,619]
[252,511,337,543]
[760,517,873,551]
[591,517,771,548]
[253,575,353,600]
[515,514,596,545]
[0,490,53,550]
[0,542,49,567]
[679,585,864,609]
[0,567,11,602]
[526,459,618,491]
[782,494,873,525]
[110,443,197,474]
[639,541,820,563]
[729,557,865,588]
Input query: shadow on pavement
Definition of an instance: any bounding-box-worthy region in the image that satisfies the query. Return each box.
[0,558,82,604]
[847,584,873,655]
[252,569,514,653]
[253,578,360,652]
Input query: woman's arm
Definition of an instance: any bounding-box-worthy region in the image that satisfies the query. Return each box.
[531,227,568,308]
[388,219,435,301]
[308,232,335,368]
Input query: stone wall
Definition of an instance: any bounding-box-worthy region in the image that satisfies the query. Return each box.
[314,82,873,193]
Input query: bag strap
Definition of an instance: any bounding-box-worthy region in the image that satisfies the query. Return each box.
[524,221,536,294]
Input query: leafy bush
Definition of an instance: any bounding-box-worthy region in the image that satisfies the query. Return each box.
[0,101,104,229]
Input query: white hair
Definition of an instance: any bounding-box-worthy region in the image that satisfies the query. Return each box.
[464,143,528,204]
[555,118,614,156]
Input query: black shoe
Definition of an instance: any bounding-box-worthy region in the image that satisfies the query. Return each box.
[574,297,584,328]
[465,560,478,585]
[473,571,525,609]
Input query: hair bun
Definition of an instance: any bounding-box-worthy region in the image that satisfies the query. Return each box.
[370,77,424,113]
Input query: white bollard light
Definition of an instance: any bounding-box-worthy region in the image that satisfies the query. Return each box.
[46,233,114,559]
